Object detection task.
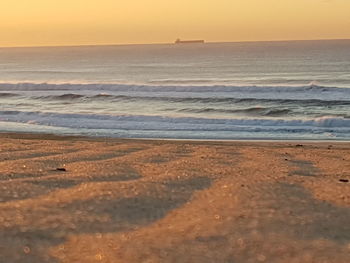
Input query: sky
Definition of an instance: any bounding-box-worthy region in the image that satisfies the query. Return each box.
[1,0,350,47]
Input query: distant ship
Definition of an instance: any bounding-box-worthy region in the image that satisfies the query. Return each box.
[175,38,205,44]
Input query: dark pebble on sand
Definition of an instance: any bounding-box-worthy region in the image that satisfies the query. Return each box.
[339,179,349,183]
[55,168,67,172]
[296,144,303,147]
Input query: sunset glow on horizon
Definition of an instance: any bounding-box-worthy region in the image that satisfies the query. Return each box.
[1,0,350,47]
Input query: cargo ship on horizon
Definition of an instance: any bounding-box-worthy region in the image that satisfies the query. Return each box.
[175,38,205,44]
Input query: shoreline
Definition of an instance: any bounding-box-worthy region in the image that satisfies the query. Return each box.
[1,131,350,144]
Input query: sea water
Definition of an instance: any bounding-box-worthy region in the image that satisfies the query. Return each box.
[0,40,349,140]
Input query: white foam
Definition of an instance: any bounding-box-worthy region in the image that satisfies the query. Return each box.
[1,111,349,135]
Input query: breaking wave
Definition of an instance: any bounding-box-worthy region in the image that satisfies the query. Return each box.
[1,110,350,129]
[1,82,349,140]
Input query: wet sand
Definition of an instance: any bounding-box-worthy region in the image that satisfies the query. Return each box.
[0,133,349,263]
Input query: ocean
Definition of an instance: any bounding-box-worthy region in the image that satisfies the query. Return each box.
[0,40,349,140]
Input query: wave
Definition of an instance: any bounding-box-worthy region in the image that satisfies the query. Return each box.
[1,110,350,129]
[178,107,292,117]
[91,93,114,98]
[2,82,349,105]
[0,82,349,94]
[1,111,349,139]
[147,78,231,84]
[39,94,85,100]
[29,93,350,106]
[0,92,19,97]
[234,98,350,106]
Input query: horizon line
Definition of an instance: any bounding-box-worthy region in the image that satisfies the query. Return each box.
[1,38,350,49]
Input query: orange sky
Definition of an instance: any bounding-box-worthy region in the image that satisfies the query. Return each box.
[1,0,350,47]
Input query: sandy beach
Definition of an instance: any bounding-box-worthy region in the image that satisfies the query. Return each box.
[0,133,349,262]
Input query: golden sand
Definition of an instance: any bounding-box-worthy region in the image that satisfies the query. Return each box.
[0,133,349,262]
